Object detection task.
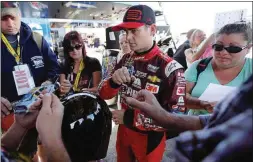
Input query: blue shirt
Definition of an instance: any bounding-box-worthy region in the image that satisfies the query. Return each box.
[5,34,18,50]
[1,22,60,102]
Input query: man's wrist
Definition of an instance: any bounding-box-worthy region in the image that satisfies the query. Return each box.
[44,137,71,161]
[13,121,28,133]
[46,138,64,149]
[156,106,171,127]
[41,135,64,150]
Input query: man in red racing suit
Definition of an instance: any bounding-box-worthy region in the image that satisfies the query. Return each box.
[98,5,186,162]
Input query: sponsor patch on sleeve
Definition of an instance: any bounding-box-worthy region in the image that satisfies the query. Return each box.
[134,111,166,131]
[165,60,183,77]
[176,86,185,96]
[147,75,161,83]
[145,83,160,94]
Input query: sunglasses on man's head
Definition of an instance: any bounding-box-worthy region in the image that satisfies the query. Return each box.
[68,44,82,52]
[212,44,247,53]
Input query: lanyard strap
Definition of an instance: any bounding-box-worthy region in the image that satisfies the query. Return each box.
[1,34,20,63]
[73,59,85,92]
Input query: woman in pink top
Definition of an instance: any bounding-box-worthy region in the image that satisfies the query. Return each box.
[200,44,213,59]
[185,29,207,66]
[185,33,215,65]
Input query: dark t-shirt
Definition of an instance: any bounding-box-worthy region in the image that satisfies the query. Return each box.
[5,35,18,50]
[173,41,191,70]
[61,56,101,90]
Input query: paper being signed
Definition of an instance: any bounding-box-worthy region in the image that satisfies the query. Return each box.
[199,83,236,102]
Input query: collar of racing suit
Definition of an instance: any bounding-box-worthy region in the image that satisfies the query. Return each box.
[132,41,160,61]
[135,41,156,55]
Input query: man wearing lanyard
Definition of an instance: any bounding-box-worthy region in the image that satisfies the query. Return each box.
[1,2,60,133]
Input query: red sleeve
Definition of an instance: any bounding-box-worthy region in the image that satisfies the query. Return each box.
[159,59,187,114]
[98,78,120,100]
[164,69,186,113]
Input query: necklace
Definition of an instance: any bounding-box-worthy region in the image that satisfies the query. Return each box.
[8,39,17,44]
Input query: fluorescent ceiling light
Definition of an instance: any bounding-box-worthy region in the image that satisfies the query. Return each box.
[65,2,97,9]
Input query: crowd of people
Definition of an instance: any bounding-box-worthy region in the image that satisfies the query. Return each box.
[1,1,252,162]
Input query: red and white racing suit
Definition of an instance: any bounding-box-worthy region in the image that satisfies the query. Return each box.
[98,44,186,162]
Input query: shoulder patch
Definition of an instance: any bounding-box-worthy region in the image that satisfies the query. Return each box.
[165,60,183,77]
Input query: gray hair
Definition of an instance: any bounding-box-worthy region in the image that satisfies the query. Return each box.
[1,8,21,17]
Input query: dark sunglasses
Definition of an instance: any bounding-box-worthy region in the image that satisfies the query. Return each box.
[68,44,82,52]
[212,44,247,53]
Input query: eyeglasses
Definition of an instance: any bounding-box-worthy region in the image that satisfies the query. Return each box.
[212,44,248,53]
[68,44,82,52]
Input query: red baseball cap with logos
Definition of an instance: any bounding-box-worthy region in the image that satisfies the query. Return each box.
[112,5,156,31]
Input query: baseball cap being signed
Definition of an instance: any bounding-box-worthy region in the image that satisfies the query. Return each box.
[112,5,156,31]
[1,1,20,18]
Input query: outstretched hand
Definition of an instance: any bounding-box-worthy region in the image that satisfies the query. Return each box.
[124,90,167,123]
[36,93,64,145]
[14,99,42,130]
[36,93,71,162]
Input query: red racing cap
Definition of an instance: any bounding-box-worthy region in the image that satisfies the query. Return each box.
[112,5,156,31]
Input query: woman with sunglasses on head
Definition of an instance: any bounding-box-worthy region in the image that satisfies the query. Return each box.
[185,23,252,115]
[59,31,102,96]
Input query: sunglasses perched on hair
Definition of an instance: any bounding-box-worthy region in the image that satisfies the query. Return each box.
[68,44,82,52]
[212,44,248,53]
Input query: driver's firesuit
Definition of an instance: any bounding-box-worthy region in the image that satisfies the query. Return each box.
[98,43,186,162]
